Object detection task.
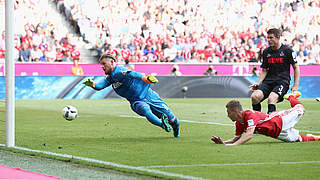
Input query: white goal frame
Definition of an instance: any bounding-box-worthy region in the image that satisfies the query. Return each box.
[5,0,15,147]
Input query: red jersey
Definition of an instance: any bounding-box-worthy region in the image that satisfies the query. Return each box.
[245,50,255,60]
[154,49,164,60]
[106,49,118,57]
[121,49,131,60]
[236,110,283,138]
[21,35,32,42]
[63,43,74,52]
[71,50,80,59]
[0,49,4,58]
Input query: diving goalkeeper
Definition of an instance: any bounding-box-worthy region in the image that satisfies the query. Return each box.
[83,54,180,137]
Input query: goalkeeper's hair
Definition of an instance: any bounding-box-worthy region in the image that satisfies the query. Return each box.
[226,100,243,111]
[99,54,116,62]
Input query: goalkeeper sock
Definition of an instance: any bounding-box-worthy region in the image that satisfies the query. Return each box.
[169,117,178,126]
[252,103,261,112]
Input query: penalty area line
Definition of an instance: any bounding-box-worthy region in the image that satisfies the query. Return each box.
[0,144,208,180]
[141,161,320,168]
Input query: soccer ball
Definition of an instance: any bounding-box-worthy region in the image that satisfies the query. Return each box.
[62,105,78,121]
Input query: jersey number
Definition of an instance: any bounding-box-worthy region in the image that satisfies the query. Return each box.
[278,85,283,95]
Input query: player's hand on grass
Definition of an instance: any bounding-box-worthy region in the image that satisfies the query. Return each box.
[249,83,259,91]
[146,74,158,84]
[211,136,224,144]
[83,78,95,87]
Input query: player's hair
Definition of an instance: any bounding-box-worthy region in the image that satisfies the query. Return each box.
[99,54,116,62]
[267,28,281,38]
[226,100,243,111]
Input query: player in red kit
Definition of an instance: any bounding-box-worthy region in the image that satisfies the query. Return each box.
[211,91,319,146]
[249,28,300,114]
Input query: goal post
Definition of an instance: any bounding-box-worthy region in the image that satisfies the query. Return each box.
[5,0,15,147]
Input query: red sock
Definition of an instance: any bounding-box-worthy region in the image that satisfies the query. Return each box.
[299,134,318,142]
[288,96,302,108]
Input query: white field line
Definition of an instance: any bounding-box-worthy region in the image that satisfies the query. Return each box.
[0,144,208,180]
[299,129,320,134]
[180,120,234,126]
[140,161,320,168]
[119,115,320,134]
[120,115,234,126]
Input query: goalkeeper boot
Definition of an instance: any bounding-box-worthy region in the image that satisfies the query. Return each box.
[284,91,301,100]
[161,114,171,132]
[172,120,180,138]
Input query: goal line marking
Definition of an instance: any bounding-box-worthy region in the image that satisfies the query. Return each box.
[140,161,320,168]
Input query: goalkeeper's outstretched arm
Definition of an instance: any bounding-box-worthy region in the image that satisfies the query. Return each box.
[83,78,111,90]
[125,71,158,84]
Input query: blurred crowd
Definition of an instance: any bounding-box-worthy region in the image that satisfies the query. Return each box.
[56,0,320,64]
[0,0,319,64]
[0,0,81,63]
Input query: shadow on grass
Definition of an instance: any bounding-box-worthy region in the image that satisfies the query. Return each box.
[103,136,174,143]
[248,141,287,145]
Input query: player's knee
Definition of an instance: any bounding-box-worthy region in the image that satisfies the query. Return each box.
[132,102,150,116]
[267,96,278,104]
[251,93,262,104]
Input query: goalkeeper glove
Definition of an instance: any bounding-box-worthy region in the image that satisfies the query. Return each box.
[146,74,158,84]
[83,78,95,88]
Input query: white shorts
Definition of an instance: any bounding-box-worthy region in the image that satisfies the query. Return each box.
[277,104,305,142]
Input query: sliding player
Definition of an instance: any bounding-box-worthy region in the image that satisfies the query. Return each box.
[211,91,319,145]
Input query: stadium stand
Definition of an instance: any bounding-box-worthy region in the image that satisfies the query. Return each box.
[0,0,319,64]
[55,0,320,64]
[0,0,96,63]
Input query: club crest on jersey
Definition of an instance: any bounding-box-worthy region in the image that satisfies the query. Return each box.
[248,119,254,126]
[112,82,122,89]
[279,51,284,56]
[122,71,128,76]
[267,53,271,57]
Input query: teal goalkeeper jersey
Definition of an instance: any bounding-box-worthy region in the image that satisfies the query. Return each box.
[93,65,151,101]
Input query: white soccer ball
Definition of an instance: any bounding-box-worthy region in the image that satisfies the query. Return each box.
[62,105,78,121]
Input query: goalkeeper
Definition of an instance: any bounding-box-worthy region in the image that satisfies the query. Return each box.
[83,54,180,137]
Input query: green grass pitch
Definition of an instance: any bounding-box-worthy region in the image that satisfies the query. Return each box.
[0,98,320,179]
